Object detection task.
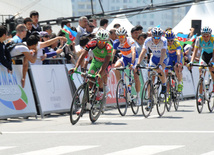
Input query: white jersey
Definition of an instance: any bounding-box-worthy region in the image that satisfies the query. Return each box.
[10,44,30,57]
[143,36,167,58]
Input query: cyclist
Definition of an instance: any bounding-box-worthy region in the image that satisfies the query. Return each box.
[135,27,168,95]
[112,27,141,106]
[68,30,113,101]
[165,30,183,92]
[188,26,214,104]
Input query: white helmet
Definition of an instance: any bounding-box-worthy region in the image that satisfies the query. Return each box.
[96,30,109,40]
[201,26,212,34]
[116,27,127,35]
[151,27,163,37]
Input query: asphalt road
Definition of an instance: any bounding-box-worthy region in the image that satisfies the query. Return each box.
[0,99,214,155]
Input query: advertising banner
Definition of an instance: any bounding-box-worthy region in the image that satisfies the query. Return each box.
[182,66,195,97]
[30,65,72,116]
[0,65,36,119]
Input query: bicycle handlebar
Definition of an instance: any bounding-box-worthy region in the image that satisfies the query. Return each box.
[70,70,96,81]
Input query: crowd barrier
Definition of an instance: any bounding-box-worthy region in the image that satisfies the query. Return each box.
[0,62,203,119]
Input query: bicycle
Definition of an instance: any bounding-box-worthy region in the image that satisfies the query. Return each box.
[192,64,214,113]
[165,66,180,111]
[69,70,106,125]
[114,66,139,116]
[138,65,167,118]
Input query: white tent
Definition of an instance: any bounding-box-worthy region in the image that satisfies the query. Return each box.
[107,14,134,37]
[173,1,214,34]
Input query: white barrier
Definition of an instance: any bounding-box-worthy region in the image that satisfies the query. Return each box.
[30,65,72,117]
[182,66,195,97]
[0,65,37,119]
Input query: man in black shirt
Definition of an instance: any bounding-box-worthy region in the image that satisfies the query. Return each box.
[23,17,33,42]
[30,10,41,32]
[0,26,12,73]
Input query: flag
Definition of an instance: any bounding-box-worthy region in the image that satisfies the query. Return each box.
[62,25,77,44]
[176,33,196,46]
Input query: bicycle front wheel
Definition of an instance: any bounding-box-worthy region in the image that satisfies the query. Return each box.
[166,77,172,112]
[89,89,106,123]
[156,84,166,117]
[196,78,205,113]
[130,82,139,115]
[207,80,214,112]
[70,84,86,125]
[141,80,153,118]
[116,79,128,116]
[172,76,180,111]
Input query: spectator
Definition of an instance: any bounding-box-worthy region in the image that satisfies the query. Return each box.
[75,16,88,45]
[12,24,27,43]
[188,27,195,39]
[93,18,109,33]
[75,36,89,59]
[89,17,97,27]
[135,25,143,34]
[61,20,71,28]
[30,10,41,32]
[136,32,147,56]
[147,27,152,37]
[131,26,139,41]
[0,26,12,72]
[43,24,52,35]
[113,23,121,29]
[109,28,120,64]
[23,17,33,42]
[58,30,76,64]
[86,22,95,34]
[10,35,39,87]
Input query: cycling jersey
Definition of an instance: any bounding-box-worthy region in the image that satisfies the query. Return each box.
[113,37,137,58]
[85,39,113,75]
[143,37,167,58]
[195,36,214,55]
[167,40,182,57]
[85,40,112,62]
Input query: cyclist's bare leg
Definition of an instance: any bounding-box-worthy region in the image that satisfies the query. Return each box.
[156,64,166,84]
[199,68,204,94]
[174,64,183,82]
[114,61,122,82]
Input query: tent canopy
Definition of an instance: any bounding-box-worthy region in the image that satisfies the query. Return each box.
[173,1,214,34]
[107,14,134,37]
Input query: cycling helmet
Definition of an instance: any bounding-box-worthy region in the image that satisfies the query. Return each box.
[96,30,109,40]
[151,27,163,37]
[116,27,127,36]
[201,26,212,34]
[165,30,175,39]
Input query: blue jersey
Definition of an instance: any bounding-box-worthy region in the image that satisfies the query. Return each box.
[195,36,214,55]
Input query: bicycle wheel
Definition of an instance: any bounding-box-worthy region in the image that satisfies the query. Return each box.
[156,84,166,117]
[141,80,153,118]
[207,80,214,112]
[70,84,86,125]
[165,77,172,112]
[196,78,205,113]
[89,88,106,123]
[130,82,139,115]
[116,79,128,116]
[172,76,180,111]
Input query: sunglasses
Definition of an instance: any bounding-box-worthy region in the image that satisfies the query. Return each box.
[167,39,174,42]
[89,25,94,28]
[118,35,125,39]
[202,35,210,38]
[153,37,160,40]
[98,40,106,44]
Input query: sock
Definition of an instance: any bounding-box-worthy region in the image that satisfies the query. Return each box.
[178,81,182,85]
[162,83,166,86]
[137,92,140,98]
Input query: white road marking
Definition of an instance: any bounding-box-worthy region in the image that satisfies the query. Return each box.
[0,146,16,150]
[2,131,214,134]
[105,145,184,155]
[15,146,99,155]
[201,150,214,155]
